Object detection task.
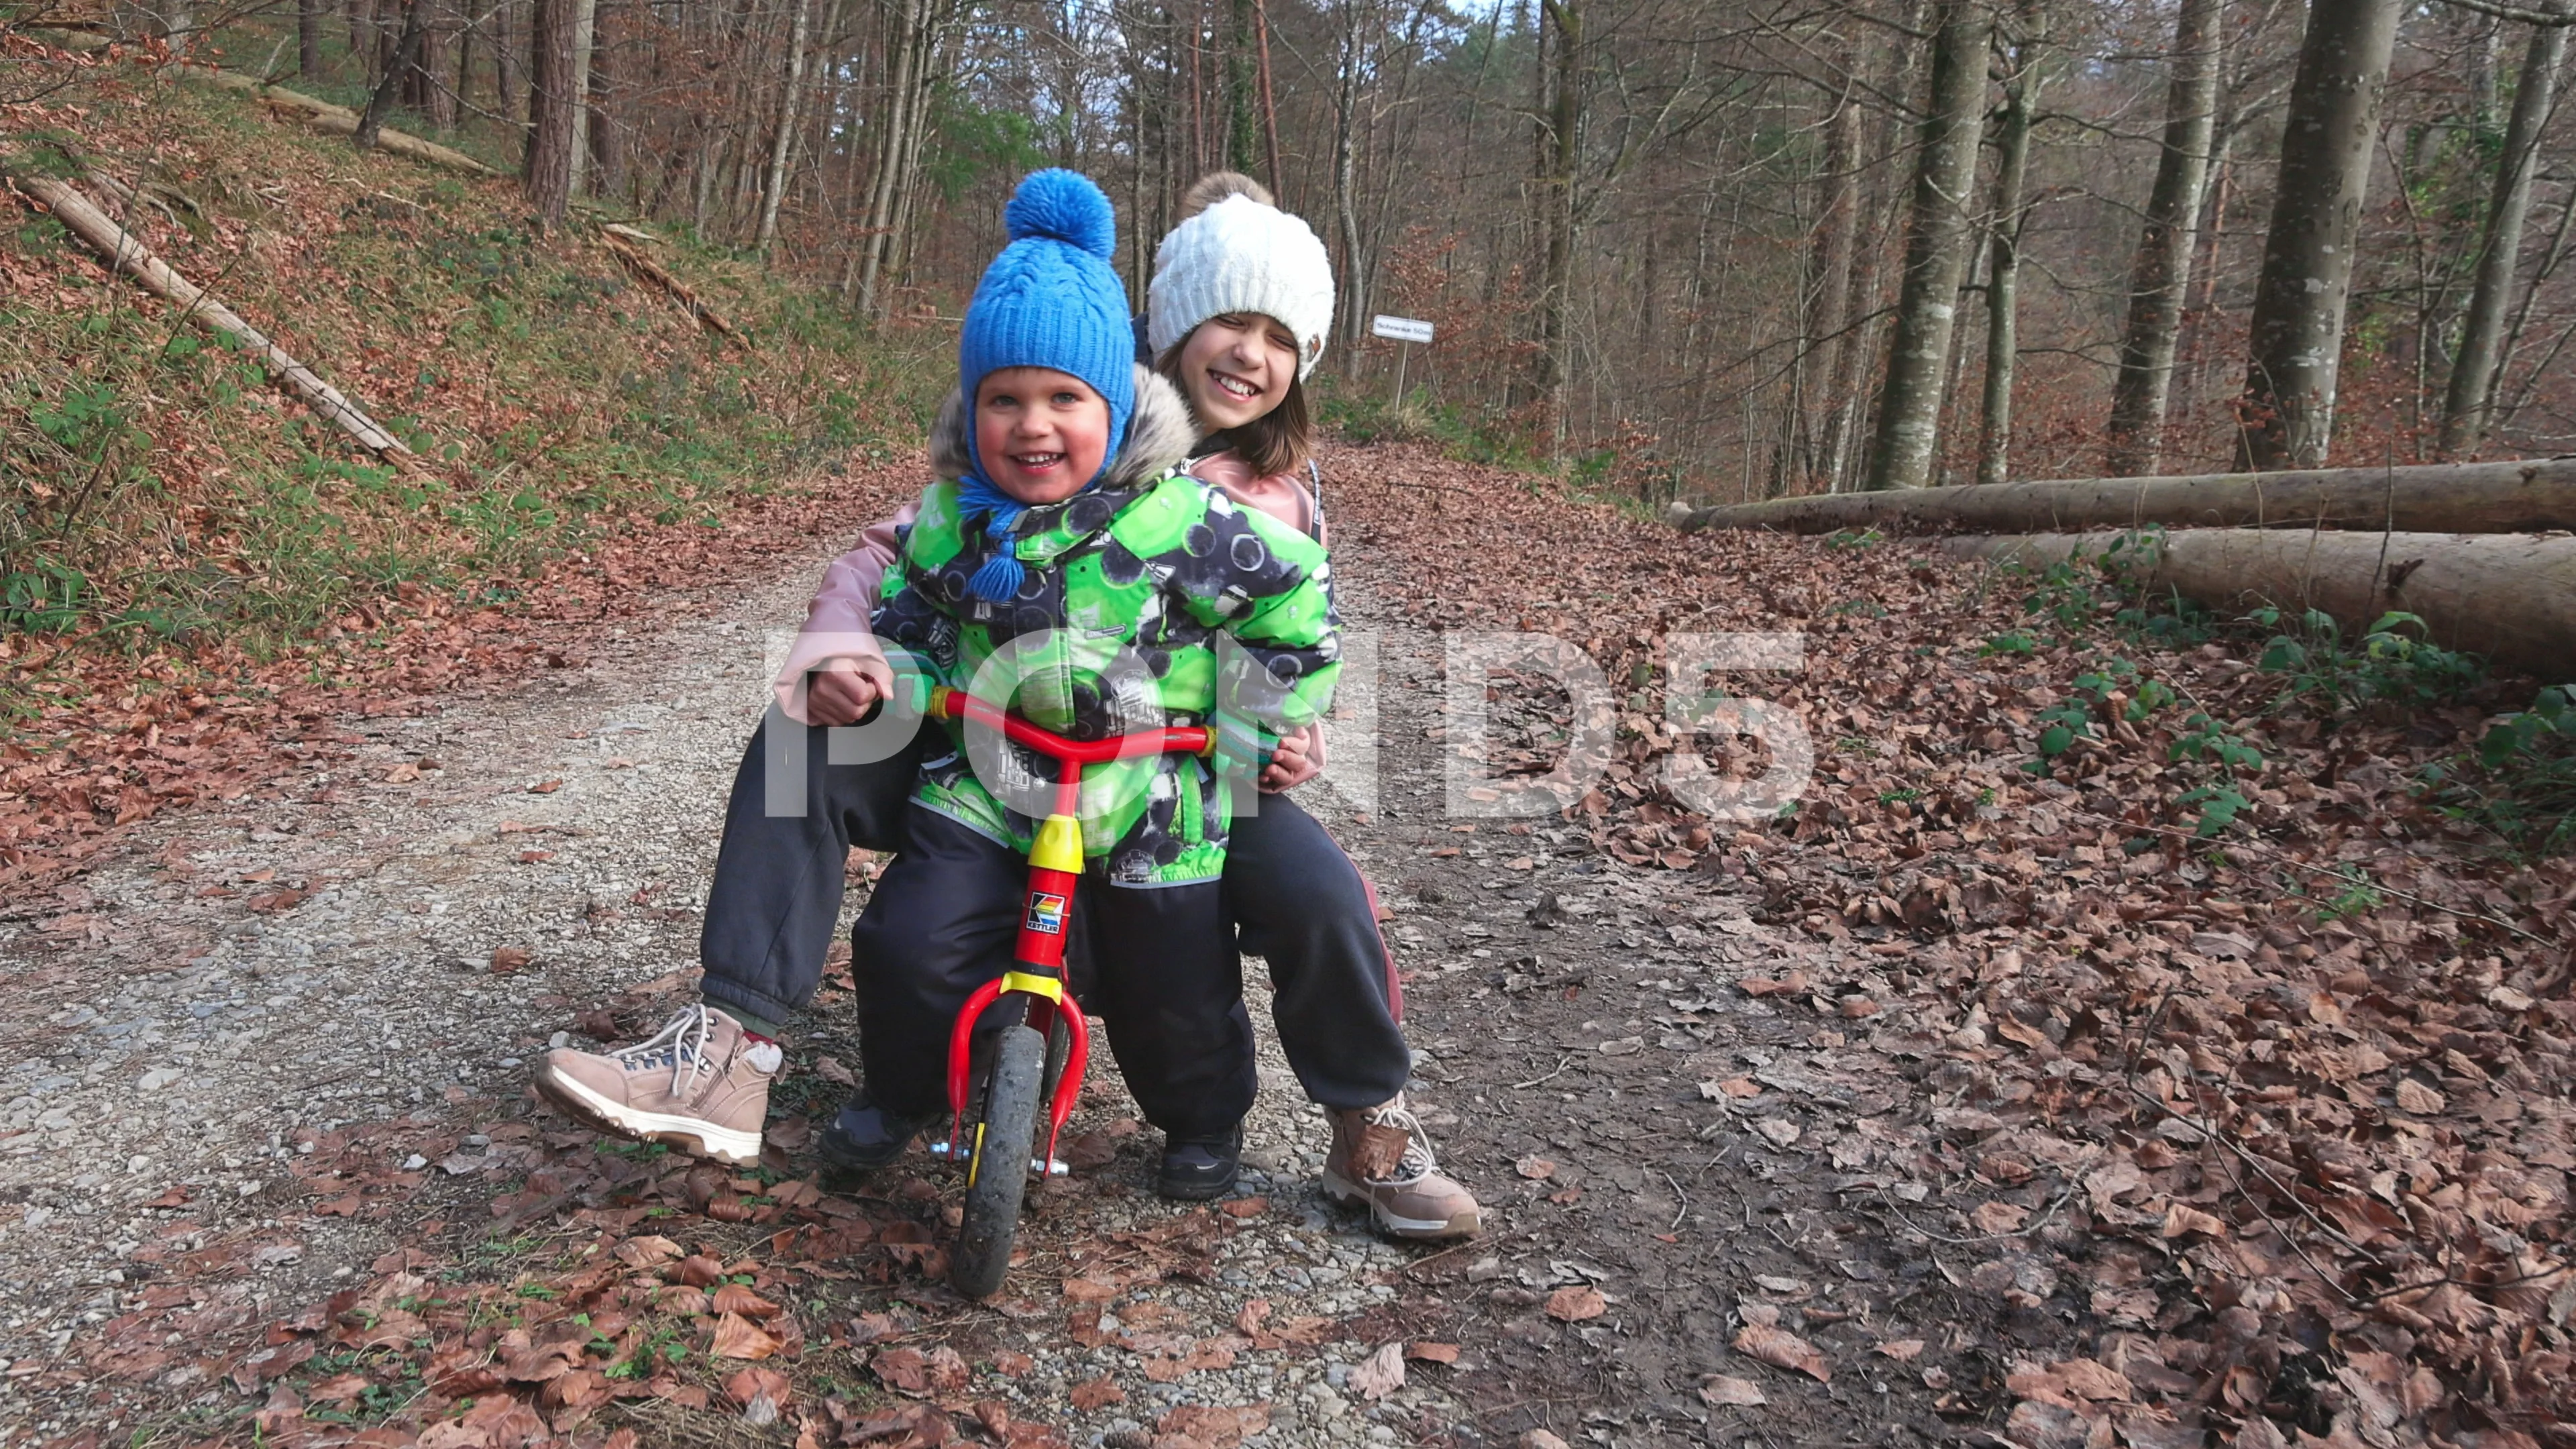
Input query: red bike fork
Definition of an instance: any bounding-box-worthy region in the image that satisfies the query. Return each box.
[944,773,1092,1183]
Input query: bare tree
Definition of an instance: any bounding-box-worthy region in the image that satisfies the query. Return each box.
[565,0,598,197]
[1529,0,1581,443]
[299,0,324,76]
[2234,0,2401,471]
[2104,0,2226,475]
[1795,48,1861,491]
[1977,11,2047,488]
[757,0,814,253]
[356,0,429,150]
[2439,1,2569,457]
[1864,0,1993,490]
[523,0,579,225]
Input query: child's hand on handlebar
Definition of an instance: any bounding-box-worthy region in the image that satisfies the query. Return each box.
[807,657,892,727]
[1259,726,1320,792]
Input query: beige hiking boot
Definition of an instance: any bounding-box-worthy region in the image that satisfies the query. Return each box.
[1322,1095,1481,1241]
[535,1004,780,1165]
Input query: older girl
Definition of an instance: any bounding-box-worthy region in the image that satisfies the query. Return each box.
[535,173,1479,1242]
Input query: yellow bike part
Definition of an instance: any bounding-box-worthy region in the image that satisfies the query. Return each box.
[1000,970,1063,1002]
[1030,813,1083,873]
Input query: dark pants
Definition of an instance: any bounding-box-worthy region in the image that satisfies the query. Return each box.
[697,710,1410,1111]
[849,806,1256,1139]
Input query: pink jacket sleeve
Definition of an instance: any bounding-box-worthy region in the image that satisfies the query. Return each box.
[771,500,918,723]
[1185,452,1331,788]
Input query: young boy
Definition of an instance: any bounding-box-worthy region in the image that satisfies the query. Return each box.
[822,170,1341,1197]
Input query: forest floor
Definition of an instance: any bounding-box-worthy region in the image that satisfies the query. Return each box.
[3,435,2571,1449]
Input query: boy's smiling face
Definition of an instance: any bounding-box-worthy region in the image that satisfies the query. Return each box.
[975,367,1112,504]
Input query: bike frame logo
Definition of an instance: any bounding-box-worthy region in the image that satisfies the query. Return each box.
[756,627,1813,825]
[1024,891,1069,936]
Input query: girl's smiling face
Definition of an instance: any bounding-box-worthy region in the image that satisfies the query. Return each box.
[1175,313,1299,431]
[974,367,1112,504]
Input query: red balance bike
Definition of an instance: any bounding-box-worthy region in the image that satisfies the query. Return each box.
[920,686,1220,1299]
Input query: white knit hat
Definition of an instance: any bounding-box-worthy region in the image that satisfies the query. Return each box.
[1146,193,1336,379]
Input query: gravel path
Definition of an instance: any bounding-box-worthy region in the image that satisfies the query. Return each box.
[0,558,820,1421]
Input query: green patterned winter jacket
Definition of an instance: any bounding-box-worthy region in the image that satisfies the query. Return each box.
[871,367,1341,886]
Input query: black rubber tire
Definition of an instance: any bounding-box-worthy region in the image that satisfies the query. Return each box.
[951,1018,1047,1299]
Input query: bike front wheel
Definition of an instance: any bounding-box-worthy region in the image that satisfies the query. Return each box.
[951,1016,1048,1299]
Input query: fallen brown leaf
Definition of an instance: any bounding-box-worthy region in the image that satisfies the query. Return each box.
[1544,1286,1607,1322]
[1733,1322,1829,1382]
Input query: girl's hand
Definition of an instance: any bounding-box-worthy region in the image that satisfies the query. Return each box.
[807,658,890,727]
[1259,726,1321,792]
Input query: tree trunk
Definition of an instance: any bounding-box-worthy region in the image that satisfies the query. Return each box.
[300,0,325,76]
[755,0,812,254]
[1803,64,1860,492]
[565,0,598,199]
[2233,0,2402,471]
[1253,0,1285,201]
[1822,30,1904,494]
[356,0,428,150]
[1531,0,1581,450]
[1976,38,2040,488]
[585,15,622,201]
[419,0,457,129]
[523,0,578,224]
[2439,6,2568,458]
[1862,0,1992,490]
[1332,0,1366,368]
[496,0,523,124]
[1941,529,2576,681]
[455,0,476,116]
[854,0,925,317]
[2104,0,2226,476]
[1669,455,2576,538]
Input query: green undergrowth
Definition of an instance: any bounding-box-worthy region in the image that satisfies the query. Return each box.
[1975,529,2575,857]
[1,66,946,685]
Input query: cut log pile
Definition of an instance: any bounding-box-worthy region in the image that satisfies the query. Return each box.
[1666,458,2576,537]
[1669,460,2576,681]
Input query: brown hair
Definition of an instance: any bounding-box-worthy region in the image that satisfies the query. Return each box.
[1177,171,1274,220]
[1157,341,1314,479]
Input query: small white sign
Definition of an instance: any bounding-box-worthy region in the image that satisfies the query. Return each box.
[1371,314,1436,344]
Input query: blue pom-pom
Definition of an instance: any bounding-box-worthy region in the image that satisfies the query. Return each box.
[967,552,1027,604]
[1005,170,1116,259]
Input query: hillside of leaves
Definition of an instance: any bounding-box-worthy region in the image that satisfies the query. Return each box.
[1328,449,2576,1446]
[0,38,945,890]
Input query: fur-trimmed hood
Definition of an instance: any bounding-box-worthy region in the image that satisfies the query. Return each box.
[927,363,1199,494]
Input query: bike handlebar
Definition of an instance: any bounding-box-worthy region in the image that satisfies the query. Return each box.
[932,687,1215,765]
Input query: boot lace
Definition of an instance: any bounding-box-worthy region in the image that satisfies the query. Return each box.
[609,1005,717,1097]
[1361,1102,1442,1186]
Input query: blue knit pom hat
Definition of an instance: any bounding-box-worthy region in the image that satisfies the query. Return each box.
[953,170,1136,602]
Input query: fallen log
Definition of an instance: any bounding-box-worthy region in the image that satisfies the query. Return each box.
[599,229,742,341]
[1670,458,2576,537]
[1941,530,2576,681]
[28,30,502,179]
[205,73,504,178]
[10,171,419,466]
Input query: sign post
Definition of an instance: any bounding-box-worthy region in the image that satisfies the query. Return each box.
[1371,314,1436,405]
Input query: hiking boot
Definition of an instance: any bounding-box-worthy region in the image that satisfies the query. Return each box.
[818,1091,938,1179]
[1157,1126,1243,1201]
[535,1004,779,1165]
[1322,1095,1481,1240]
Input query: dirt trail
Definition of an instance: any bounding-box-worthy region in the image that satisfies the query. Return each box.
[0,445,2076,1448]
